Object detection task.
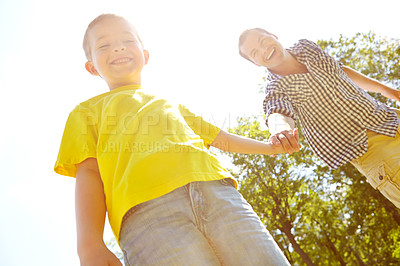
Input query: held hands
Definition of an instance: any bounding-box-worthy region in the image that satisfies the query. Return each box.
[268,128,301,156]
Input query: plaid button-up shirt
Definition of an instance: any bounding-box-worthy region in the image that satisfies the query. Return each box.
[263,39,399,169]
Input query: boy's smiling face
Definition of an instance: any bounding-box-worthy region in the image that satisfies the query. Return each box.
[85,17,149,90]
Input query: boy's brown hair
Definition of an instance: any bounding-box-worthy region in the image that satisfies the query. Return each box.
[82,14,144,61]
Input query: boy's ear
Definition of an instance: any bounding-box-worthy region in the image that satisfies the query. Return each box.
[85,61,100,76]
[143,50,149,65]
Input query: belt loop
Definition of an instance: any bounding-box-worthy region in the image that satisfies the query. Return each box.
[184,182,191,193]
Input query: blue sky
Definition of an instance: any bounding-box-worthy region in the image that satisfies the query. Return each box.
[0,0,398,265]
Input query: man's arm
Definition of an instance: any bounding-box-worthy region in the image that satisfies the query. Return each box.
[75,158,122,266]
[343,66,400,102]
[210,128,299,155]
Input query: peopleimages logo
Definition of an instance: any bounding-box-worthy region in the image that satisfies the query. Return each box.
[79,111,249,136]
[82,141,206,154]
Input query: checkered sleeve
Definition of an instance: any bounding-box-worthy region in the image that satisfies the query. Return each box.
[263,80,297,127]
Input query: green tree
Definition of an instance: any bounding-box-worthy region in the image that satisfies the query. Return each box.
[227,32,400,265]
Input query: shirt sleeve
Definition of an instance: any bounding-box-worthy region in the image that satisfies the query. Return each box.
[178,104,221,147]
[54,106,98,177]
[263,80,297,127]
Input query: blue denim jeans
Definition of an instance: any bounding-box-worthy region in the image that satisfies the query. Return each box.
[351,109,400,208]
[119,179,290,265]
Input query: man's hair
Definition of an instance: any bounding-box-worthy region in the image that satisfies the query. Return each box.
[238,28,273,62]
[82,14,143,61]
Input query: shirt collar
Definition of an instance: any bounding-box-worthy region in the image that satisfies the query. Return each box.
[265,40,307,81]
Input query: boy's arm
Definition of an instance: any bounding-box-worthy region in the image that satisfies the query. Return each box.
[343,66,400,102]
[210,128,299,155]
[75,158,122,266]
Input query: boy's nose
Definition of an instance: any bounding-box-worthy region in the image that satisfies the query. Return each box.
[113,44,126,52]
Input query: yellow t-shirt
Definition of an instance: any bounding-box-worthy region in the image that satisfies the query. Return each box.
[54,85,236,240]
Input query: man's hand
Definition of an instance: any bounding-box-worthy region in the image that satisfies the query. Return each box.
[269,128,301,156]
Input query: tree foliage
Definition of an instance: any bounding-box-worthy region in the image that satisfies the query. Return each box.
[227,32,400,265]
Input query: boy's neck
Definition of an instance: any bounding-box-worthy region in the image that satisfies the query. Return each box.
[108,81,142,91]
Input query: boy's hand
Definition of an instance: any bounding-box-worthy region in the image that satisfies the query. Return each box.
[79,244,122,266]
[269,128,301,156]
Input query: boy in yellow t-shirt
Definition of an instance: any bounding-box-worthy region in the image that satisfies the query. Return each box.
[55,14,294,265]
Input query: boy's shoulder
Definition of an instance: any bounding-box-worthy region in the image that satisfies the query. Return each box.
[73,86,144,110]
[70,87,176,116]
[69,90,110,114]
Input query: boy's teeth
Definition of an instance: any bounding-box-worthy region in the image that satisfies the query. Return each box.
[113,58,131,64]
[267,48,275,60]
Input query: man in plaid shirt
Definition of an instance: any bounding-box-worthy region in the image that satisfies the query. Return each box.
[239,28,400,208]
